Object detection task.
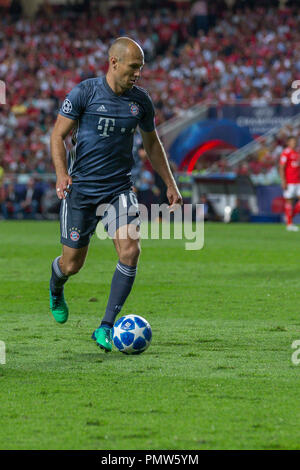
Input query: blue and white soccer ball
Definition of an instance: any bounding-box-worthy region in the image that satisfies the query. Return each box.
[113,315,152,355]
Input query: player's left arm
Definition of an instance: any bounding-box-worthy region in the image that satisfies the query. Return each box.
[140,128,183,209]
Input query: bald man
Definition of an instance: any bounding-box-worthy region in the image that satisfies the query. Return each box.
[49,37,182,351]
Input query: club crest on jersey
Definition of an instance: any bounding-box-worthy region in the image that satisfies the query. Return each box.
[62,99,72,114]
[70,230,80,242]
[129,102,139,116]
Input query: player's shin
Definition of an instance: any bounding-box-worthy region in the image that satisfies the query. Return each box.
[50,256,69,295]
[293,200,300,217]
[100,261,137,327]
[284,201,293,226]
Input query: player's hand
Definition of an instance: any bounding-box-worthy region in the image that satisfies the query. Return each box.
[56,174,72,200]
[282,181,287,191]
[167,184,183,212]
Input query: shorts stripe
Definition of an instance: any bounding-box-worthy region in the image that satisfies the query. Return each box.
[64,199,68,239]
[61,199,67,239]
[61,199,64,238]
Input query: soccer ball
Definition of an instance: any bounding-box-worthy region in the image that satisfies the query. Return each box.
[112,315,152,354]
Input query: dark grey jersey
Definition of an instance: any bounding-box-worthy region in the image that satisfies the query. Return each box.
[59,76,155,196]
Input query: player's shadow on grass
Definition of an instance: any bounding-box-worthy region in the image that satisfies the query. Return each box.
[72,351,157,362]
[70,352,122,363]
[229,269,300,281]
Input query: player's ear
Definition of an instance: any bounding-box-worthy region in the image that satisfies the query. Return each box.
[110,56,118,69]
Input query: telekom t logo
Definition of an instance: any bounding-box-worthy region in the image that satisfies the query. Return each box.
[98,117,115,137]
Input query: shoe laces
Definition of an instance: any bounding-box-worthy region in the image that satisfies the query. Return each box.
[102,327,112,341]
[52,295,63,309]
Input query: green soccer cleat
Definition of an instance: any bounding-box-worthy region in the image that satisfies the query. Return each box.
[91,326,113,352]
[49,289,69,324]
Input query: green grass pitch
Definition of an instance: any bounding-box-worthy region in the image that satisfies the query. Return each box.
[1,220,300,450]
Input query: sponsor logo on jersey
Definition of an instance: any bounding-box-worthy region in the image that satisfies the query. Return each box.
[70,230,80,242]
[129,102,139,116]
[62,99,72,113]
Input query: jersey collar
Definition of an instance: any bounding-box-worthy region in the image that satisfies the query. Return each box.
[103,76,130,98]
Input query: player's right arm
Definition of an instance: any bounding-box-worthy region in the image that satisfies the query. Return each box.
[279,152,287,191]
[51,82,86,199]
[50,114,76,200]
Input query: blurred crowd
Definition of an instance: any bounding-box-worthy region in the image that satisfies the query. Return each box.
[1,0,300,218]
[0,175,59,220]
[235,124,298,185]
[192,123,300,186]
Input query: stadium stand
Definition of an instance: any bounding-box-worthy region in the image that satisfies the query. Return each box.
[0,0,300,218]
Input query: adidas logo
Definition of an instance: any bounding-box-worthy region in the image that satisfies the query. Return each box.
[97,104,107,112]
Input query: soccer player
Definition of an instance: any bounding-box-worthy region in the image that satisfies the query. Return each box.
[49,37,182,352]
[279,136,300,231]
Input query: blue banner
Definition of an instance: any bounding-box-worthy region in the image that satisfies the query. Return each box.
[208,104,300,136]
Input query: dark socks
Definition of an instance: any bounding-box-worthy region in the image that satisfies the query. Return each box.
[101,261,137,326]
[101,321,114,329]
[50,256,69,296]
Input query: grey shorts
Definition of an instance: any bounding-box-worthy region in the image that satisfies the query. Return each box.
[60,186,140,248]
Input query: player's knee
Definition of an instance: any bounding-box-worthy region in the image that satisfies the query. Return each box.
[120,243,141,265]
[63,260,84,276]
